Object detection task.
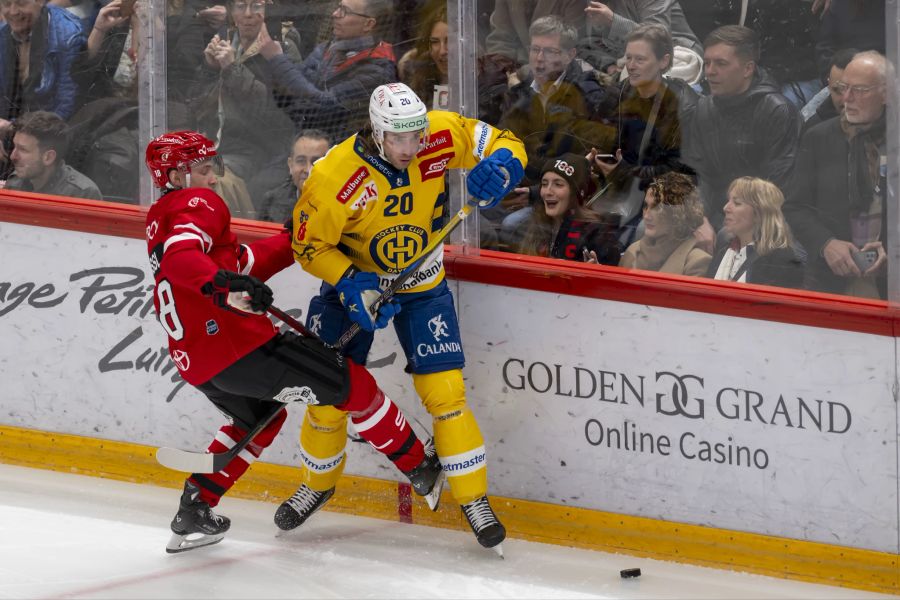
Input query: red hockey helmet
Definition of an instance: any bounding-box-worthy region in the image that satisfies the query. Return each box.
[145,130,218,189]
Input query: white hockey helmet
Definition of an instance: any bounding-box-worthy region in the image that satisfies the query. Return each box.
[369,83,429,160]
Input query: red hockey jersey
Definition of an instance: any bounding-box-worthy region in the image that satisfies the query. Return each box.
[145,187,293,385]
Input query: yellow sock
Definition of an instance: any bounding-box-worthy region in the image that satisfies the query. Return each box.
[298,405,348,492]
[413,371,488,505]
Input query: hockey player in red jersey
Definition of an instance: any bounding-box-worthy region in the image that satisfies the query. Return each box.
[144,130,444,553]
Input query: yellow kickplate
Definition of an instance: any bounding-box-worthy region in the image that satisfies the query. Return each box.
[0,424,896,595]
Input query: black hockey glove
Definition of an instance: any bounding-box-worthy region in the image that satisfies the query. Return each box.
[203,269,273,315]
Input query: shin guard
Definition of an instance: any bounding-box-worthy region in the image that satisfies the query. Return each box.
[190,407,288,507]
[414,370,488,505]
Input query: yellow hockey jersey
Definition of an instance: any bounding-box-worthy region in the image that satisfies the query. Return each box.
[291,110,526,293]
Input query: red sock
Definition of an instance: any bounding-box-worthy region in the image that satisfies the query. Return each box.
[342,361,424,473]
[190,407,287,506]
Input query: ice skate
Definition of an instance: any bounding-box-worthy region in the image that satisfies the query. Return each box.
[166,481,231,554]
[403,441,445,511]
[461,495,506,557]
[274,484,335,531]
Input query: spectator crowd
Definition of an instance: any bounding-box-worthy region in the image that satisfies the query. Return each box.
[0,0,891,299]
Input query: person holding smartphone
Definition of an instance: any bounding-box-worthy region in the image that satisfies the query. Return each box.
[587,23,697,250]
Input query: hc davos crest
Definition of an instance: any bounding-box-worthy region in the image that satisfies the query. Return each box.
[370,225,428,273]
[274,386,319,405]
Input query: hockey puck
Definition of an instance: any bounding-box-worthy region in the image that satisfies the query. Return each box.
[620,568,641,579]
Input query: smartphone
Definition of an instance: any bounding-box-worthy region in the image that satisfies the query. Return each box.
[594,154,617,164]
[119,0,136,17]
[851,249,877,272]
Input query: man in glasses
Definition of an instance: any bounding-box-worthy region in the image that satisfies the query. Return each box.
[257,0,396,143]
[495,15,614,248]
[785,51,889,299]
[803,47,858,133]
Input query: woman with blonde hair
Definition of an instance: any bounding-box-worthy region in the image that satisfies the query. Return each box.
[707,177,805,288]
[619,171,710,276]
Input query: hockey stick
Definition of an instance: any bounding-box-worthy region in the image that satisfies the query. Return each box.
[155,304,339,474]
[156,197,482,474]
[335,199,478,348]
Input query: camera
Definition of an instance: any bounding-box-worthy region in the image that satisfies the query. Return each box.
[851,249,877,272]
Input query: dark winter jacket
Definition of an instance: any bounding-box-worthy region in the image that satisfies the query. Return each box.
[499,60,617,184]
[604,80,688,191]
[682,68,800,226]
[783,116,886,297]
[0,5,85,121]
[707,245,804,289]
[269,35,397,142]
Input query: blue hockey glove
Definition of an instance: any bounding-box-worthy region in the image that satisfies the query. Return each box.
[466,148,524,208]
[335,269,401,332]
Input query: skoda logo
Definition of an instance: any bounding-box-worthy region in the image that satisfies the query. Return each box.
[370,225,428,273]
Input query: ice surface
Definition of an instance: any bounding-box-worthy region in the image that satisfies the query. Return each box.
[0,464,893,600]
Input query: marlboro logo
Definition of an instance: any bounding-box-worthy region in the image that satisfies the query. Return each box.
[337,167,370,203]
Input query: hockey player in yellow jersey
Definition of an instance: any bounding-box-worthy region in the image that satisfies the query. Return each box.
[277,82,526,555]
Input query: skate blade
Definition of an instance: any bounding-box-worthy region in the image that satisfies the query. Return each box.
[423,471,446,512]
[165,531,226,554]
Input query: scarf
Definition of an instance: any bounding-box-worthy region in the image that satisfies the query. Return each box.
[632,233,687,271]
[842,112,886,216]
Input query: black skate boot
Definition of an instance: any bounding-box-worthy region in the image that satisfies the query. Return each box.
[166,480,231,554]
[274,484,335,531]
[461,495,506,557]
[402,442,445,511]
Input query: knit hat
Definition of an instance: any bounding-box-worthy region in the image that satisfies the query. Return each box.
[541,153,595,204]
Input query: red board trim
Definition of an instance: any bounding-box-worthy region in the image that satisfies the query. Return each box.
[2,192,896,337]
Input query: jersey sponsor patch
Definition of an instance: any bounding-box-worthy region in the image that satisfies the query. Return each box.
[337,166,370,203]
[417,129,453,156]
[299,448,345,473]
[349,181,378,210]
[439,446,487,476]
[274,385,319,405]
[205,319,219,335]
[369,224,428,274]
[418,152,454,181]
[377,252,443,293]
[472,121,491,159]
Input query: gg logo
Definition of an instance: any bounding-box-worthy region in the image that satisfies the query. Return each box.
[370,225,428,273]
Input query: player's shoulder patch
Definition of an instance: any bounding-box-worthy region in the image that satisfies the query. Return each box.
[418,128,454,157]
[336,165,371,204]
